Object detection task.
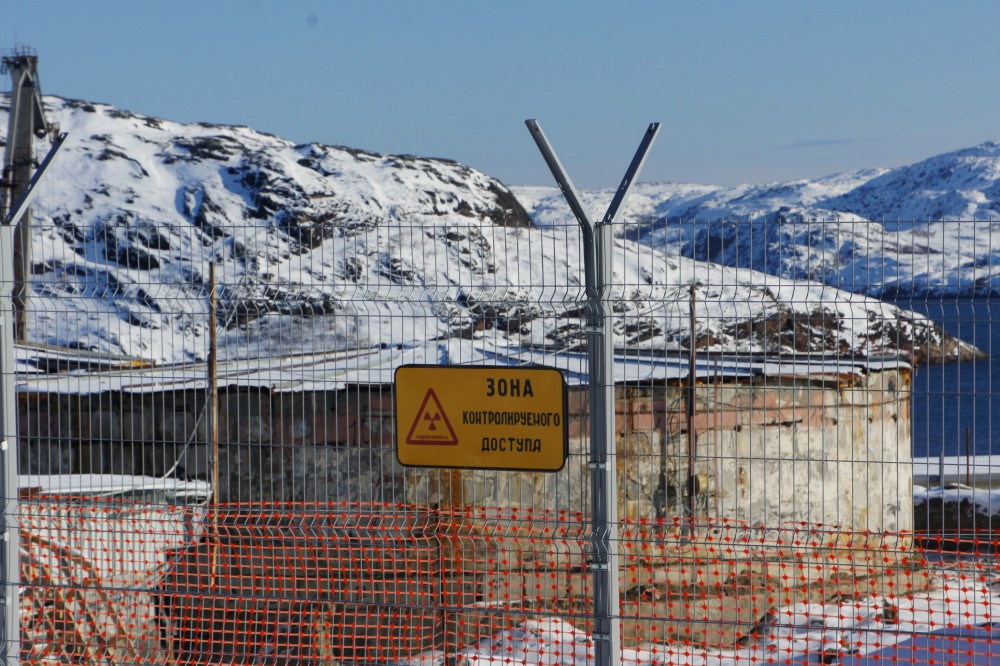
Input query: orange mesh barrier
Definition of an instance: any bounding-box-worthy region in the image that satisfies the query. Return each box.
[160,504,445,664]
[13,499,1000,664]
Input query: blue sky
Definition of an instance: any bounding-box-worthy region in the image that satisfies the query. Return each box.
[5,1,1000,188]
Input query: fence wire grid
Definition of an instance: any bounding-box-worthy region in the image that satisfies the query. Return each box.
[2,123,1000,664]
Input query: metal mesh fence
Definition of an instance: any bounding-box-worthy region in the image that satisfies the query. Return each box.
[3,120,1000,663]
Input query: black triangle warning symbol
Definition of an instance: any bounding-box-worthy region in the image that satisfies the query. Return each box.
[405,388,459,446]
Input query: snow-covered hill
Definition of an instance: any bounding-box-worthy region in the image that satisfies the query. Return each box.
[516,142,1000,299]
[0,96,978,365]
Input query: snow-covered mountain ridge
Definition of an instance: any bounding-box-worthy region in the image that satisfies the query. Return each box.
[516,142,1000,299]
[0,96,979,365]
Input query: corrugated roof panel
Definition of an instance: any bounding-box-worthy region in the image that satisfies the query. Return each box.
[15,341,909,396]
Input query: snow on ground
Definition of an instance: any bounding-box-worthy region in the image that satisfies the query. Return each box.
[403,571,1000,665]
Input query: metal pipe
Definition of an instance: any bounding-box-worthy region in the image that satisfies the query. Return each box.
[600,123,660,227]
[966,425,971,487]
[524,121,599,301]
[938,446,945,488]
[208,264,220,589]
[687,284,697,523]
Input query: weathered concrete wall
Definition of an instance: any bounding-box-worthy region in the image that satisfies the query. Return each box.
[16,367,912,535]
[706,369,912,534]
[402,389,667,518]
[408,369,913,534]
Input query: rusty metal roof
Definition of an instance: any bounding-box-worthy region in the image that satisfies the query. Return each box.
[15,340,909,397]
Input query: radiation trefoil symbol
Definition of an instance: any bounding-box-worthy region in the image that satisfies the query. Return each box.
[405,389,459,445]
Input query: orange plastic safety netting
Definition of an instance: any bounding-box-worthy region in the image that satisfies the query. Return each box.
[13,499,1000,665]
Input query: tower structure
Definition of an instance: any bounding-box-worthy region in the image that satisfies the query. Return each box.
[1,46,49,342]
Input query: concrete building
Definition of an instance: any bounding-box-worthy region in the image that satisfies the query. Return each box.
[14,341,912,535]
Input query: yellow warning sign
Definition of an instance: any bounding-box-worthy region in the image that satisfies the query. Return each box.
[394,365,567,471]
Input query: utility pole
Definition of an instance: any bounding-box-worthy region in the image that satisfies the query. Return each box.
[526,120,660,666]
[1,46,50,343]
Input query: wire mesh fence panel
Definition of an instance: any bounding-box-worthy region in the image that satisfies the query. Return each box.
[609,215,1000,665]
[3,96,1000,664]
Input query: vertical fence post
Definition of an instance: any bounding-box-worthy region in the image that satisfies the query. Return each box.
[525,120,659,666]
[0,132,63,665]
[207,263,220,590]
[0,223,19,664]
[590,217,620,662]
